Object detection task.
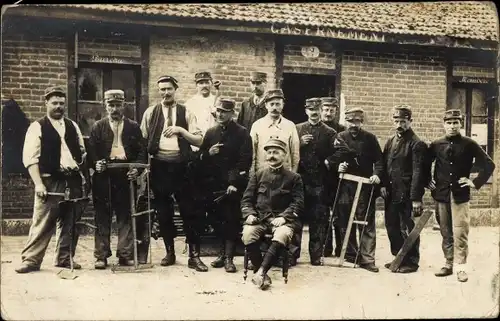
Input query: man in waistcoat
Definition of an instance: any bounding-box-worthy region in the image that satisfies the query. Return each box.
[237,71,269,132]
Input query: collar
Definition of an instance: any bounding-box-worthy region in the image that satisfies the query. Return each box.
[265,115,282,128]
[219,120,234,131]
[109,116,124,124]
[445,133,462,141]
[253,94,265,106]
[162,100,176,108]
[268,164,284,173]
[47,115,64,125]
[308,120,321,127]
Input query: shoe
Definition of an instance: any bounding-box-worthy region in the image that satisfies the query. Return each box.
[457,271,468,282]
[138,258,147,265]
[435,267,453,277]
[56,261,82,270]
[187,243,208,272]
[95,259,107,270]
[224,258,237,273]
[118,258,134,266]
[395,265,419,274]
[359,263,379,273]
[384,262,392,269]
[252,273,272,290]
[161,240,176,266]
[261,274,272,290]
[310,258,322,266]
[15,263,40,274]
[211,242,226,268]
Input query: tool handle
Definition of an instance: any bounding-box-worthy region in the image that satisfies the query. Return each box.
[106,163,150,169]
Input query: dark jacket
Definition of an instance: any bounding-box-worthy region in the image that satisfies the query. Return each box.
[324,120,346,134]
[199,120,252,191]
[241,166,304,231]
[296,121,336,188]
[236,96,267,132]
[88,117,146,169]
[428,134,495,204]
[382,128,427,203]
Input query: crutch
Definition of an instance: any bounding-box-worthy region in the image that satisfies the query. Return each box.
[334,173,374,268]
[106,163,155,272]
[321,176,343,265]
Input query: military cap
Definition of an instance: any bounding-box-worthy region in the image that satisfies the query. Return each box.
[392,105,412,120]
[157,75,179,89]
[320,97,339,107]
[44,86,66,99]
[263,137,287,152]
[250,71,267,83]
[263,89,284,103]
[104,89,125,102]
[443,109,464,121]
[305,97,321,109]
[345,108,365,121]
[194,71,212,83]
[216,98,236,112]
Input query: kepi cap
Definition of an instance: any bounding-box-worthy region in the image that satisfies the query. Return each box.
[392,105,412,120]
[443,109,464,121]
[263,137,287,152]
[216,98,236,112]
[320,97,339,107]
[157,75,179,89]
[263,89,284,103]
[194,71,212,83]
[251,71,267,83]
[305,97,321,109]
[44,86,66,99]
[345,108,365,121]
[104,89,125,102]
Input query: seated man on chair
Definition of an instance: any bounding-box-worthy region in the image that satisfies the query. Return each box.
[241,137,304,290]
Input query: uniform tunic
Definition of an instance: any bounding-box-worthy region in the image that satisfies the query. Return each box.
[236,95,267,132]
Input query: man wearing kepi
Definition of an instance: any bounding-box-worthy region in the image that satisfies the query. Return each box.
[89,89,146,269]
[320,96,345,133]
[16,86,87,273]
[296,98,337,265]
[380,105,427,274]
[140,75,209,272]
[199,98,252,273]
[428,109,495,282]
[330,108,383,273]
[237,71,268,132]
[184,71,218,137]
[241,137,304,290]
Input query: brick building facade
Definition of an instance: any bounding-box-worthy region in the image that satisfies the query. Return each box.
[2,3,499,225]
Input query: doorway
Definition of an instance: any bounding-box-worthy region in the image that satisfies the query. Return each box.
[281,73,336,124]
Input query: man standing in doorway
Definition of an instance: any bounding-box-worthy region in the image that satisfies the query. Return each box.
[16,86,87,273]
[140,75,209,272]
[381,105,427,274]
[237,71,268,131]
[296,98,337,265]
[428,109,495,282]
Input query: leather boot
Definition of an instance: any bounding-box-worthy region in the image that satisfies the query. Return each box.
[247,242,263,273]
[224,240,236,273]
[211,240,225,268]
[188,243,208,272]
[161,239,176,266]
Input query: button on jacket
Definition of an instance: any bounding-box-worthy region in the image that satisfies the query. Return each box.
[382,128,427,203]
[428,134,495,204]
[241,166,304,231]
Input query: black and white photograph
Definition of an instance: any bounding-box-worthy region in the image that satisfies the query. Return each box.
[1,2,499,320]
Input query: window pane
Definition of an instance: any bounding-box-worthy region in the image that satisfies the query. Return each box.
[471,88,487,116]
[77,102,105,137]
[77,68,103,101]
[111,70,136,102]
[449,88,466,113]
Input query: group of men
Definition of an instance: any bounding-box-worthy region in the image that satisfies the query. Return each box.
[15,70,495,291]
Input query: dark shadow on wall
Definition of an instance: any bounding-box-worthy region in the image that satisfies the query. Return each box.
[2,99,30,177]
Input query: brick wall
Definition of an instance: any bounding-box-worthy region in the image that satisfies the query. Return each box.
[149,29,276,114]
[452,60,495,78]
[78,34,141,58]
[283,43,336,74]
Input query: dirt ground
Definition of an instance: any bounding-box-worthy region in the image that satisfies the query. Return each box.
[1,227,499,320]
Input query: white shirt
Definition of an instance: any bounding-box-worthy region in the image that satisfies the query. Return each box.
[23,116,86,171]
[108,117,127,160]
[249,115,300,175]
[185,93,217,135]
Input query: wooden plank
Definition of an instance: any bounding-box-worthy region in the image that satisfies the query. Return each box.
[340,173,371,185]
[389,210,433,272]
[337,180,362,267]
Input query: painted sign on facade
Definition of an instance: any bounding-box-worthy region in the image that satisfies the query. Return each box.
[271,23,386,42]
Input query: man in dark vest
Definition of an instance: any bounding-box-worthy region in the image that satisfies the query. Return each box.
[199,98,252,273]
[140,75,209,272]
[16,86,87,273]
[236,71,268,131]
[428,109,495,282]
[381,105,427,273]
[88,89,147,269]
[296,98,337,265]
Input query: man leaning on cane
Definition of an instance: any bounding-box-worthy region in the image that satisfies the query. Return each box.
[88,89,146,269]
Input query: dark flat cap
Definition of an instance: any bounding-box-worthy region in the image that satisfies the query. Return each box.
[251,72,267,82]
[157,75,179,88]
[345,108,365,121]
[263,89,284,103]
[44,86,66,99]
[305,98,321,109]
[216,98,236,112]
[263,137,287,152]
[443,109,464,121]
[393,105,412,120]
[195,71,212,83]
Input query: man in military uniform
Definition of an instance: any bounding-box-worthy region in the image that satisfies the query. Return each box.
[428,109,495,282]
[329,108,383,273]
[140,75,209,272]
[381,105,427,273]
[185,71,218,136]
[88,89,146,269]
[198,98,252,273]
[16,86,87,273]
[237,71,268,131]
[241,138,304,290]
[296,98,337,265]
[320,97,345,133]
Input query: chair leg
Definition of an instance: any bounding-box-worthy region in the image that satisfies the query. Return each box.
[243,247,249,281]
[282,247,289,284]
